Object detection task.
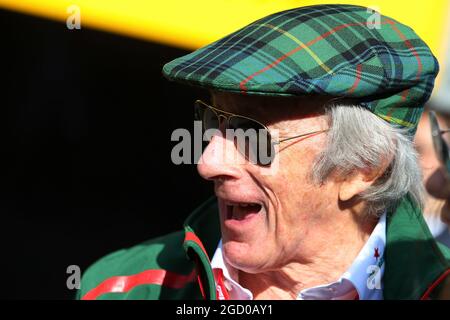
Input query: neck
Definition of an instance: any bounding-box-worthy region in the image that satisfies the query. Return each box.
[238,213,378,300]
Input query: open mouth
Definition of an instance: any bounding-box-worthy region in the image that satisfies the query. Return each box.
[225,201,262,221]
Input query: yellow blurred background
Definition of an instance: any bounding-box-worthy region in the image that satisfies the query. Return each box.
[1,0,449,97]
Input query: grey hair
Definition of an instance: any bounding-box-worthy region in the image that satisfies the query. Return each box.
[312,102,425,217]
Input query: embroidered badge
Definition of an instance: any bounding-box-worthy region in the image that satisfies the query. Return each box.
[374,247,380,260]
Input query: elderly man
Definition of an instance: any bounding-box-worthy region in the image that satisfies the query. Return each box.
[78,4,450,300]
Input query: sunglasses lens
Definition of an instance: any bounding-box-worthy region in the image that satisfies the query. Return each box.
[194,100,275,166]
[228,117,274,166]
[203,108,220,131]
[430,111,448,165]
[195,101,220,131]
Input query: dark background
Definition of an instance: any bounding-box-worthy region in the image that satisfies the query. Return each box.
[0,9,213,299]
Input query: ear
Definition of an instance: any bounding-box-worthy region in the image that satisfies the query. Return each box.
[338,171,373,201]
[338,163,389,202]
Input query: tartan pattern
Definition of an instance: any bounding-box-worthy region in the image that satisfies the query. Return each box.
[162,4,439,134]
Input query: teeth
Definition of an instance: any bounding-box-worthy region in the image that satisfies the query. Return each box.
[225,202,251,207]
[224,200,262,220]
[225,201,259,208]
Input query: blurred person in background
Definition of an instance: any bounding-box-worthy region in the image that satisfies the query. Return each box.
[415,16,450,247]
[413,17,450,297]
[415,109,450,247]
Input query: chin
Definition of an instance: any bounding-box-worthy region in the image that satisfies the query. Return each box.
[222,239,266,273]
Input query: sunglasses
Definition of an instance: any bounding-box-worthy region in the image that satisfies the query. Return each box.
[194,100,328,166]
[429,111,450,175]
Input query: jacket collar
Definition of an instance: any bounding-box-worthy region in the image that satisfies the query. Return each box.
[384,195,450,299]
[183,195,450,300]
[182,198,220,300]
[183,197,221,258]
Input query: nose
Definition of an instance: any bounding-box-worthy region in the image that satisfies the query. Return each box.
[197,134,243,181]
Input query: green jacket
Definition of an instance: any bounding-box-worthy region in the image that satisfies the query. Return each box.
[78,196,450,300]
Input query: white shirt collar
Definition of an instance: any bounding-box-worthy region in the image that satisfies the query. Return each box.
[210,212,386,300]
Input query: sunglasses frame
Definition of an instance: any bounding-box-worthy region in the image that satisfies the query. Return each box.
[194,100,328,145]
[194,99,329,166]
[429,111,450,176]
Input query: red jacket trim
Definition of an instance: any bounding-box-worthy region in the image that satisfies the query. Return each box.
[420,268,450,300]
[184,231,210,261]
[81,269,196,300]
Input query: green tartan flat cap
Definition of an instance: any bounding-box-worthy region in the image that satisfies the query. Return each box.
[162,4,439,134]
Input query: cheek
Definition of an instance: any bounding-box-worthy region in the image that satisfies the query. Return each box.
[254,138,330,223]
[264,144,333,228]
[272,146,318,198]
[261,155,316,229]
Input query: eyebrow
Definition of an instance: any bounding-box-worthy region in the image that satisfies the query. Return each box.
[211,95,328,125]
[213,102,268,125]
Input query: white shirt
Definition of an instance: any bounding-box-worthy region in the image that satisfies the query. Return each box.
[424,214,450,248]
[210,212,386,300]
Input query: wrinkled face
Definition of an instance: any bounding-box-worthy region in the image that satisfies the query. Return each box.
[197,92,341,273]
